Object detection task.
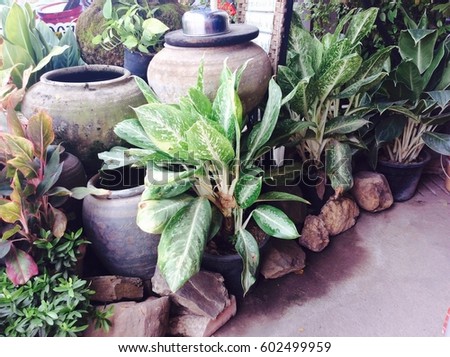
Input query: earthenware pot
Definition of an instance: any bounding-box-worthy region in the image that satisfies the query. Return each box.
[21,65,146,174]
[82,166,160,279]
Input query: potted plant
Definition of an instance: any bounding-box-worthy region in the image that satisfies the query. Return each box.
[0,2,84,88]
[98,61,309,296]
[276,6,392,210]
[368,12,450,201]
[92,0,169,80]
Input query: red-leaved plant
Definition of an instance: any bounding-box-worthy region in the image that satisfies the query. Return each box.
[0,67,107,285]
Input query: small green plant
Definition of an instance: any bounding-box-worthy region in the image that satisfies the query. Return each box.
[0,228,111,337]
[92,0,169,54]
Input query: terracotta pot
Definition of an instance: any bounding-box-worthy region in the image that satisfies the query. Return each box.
[21,65,146,174]
[37,2,83,34]
[376,151,431,202]
[82,166,160,280]
[147,24,272,114]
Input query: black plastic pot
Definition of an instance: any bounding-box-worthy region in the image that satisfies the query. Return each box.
[376,151,431,202]
[201,234,270,298]
[124,48,153,82]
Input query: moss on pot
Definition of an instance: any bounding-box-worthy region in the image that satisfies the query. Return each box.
[76,0,186,66]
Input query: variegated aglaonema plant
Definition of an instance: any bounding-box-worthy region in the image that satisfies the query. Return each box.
[277,7,392,197]
[101,62,310,295]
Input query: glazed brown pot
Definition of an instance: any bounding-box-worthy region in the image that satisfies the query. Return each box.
[21,65,146,174]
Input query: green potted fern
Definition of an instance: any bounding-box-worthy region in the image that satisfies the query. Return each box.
[99,61,310,296]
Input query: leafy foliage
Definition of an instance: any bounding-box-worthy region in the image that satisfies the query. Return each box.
[92,0,169,53]
[0,228,111,337]
[277,7,388,195]
[100,63,309,295]
[0,2,84,88]
[368,15,450,165]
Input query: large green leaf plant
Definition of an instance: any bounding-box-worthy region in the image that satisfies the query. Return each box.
[100,62,309,295]
[0,2,84,88]
[277,7,392,196]
[368,12,450,166]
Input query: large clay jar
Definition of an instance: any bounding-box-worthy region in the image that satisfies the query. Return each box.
[82,166,160,280]
[147,24,272,114]
[21,65,146,174]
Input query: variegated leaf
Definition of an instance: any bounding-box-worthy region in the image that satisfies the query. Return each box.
[345,7,378,47]
[324,115,370,135]
[252,205,299,239]
[157,197,212,292]
[399,29,437,74]
[256,191,310,205]
[235,228,259,296]
[137,194,194,234]
[5,247,39,286]
[325,140,353,193]
[185,120,235,165]
[114,118,159,150]
[235,174,262,209]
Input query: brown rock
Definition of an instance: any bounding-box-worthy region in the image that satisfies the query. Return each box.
[152,268,230,319]
[299,215,330,252]
[351,171,393,212]
[260,240,306,279]
[84,296,170,337]
[88,275,144,303]
[319,197,360,236]
[169,295,237,337]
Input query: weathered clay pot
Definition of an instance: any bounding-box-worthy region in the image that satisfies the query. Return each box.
[82,166,160,280]
[147,24,272,114]
[21,65,146,174]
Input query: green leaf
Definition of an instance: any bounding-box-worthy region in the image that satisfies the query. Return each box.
[235,228,259,296]
[70,187,111,200]
[315,53,362,103]
[252,205,299,239]
[211,76,241,144]
[235,174,262,209]
[1,225,21,241]
[136,194,194,234]
[3,3,34,62]
[426,90,450,111]
[345,7,378,47]
[351,46,394,84]
[114,118,159,150]
[0,200,21,224]
[374,115,408,147]
[5,247,39,285]
[185,120,235,165]
[422,132,450,156]
[287,25,323,79]
[1,134,37,178]
[336,73,387,99]
[399,29,438,74]
[157,197,212,292]
[324,115,370,135]
[134,103,193,155]
[188,87,212,119]
[325,140,353,192]
[256,191,310,205]
[244,79,283,163]
[134,76,160,104]
[36,147,63,198]
[281,75,310,116]
[396,61,424,98]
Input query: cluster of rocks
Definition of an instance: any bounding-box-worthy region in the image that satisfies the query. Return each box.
[299,171,394,252]
[84,171,394,337]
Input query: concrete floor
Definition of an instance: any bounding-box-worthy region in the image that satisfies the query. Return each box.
[215,174,450,337]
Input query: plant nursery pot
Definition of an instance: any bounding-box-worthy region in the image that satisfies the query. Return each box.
[376,151,431,202]
[82,166,160,280]
[21,65,146,174]
[201,232,270,298]
[124,48,153,82]
[147,24,272,114]
[37,1,84,34]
